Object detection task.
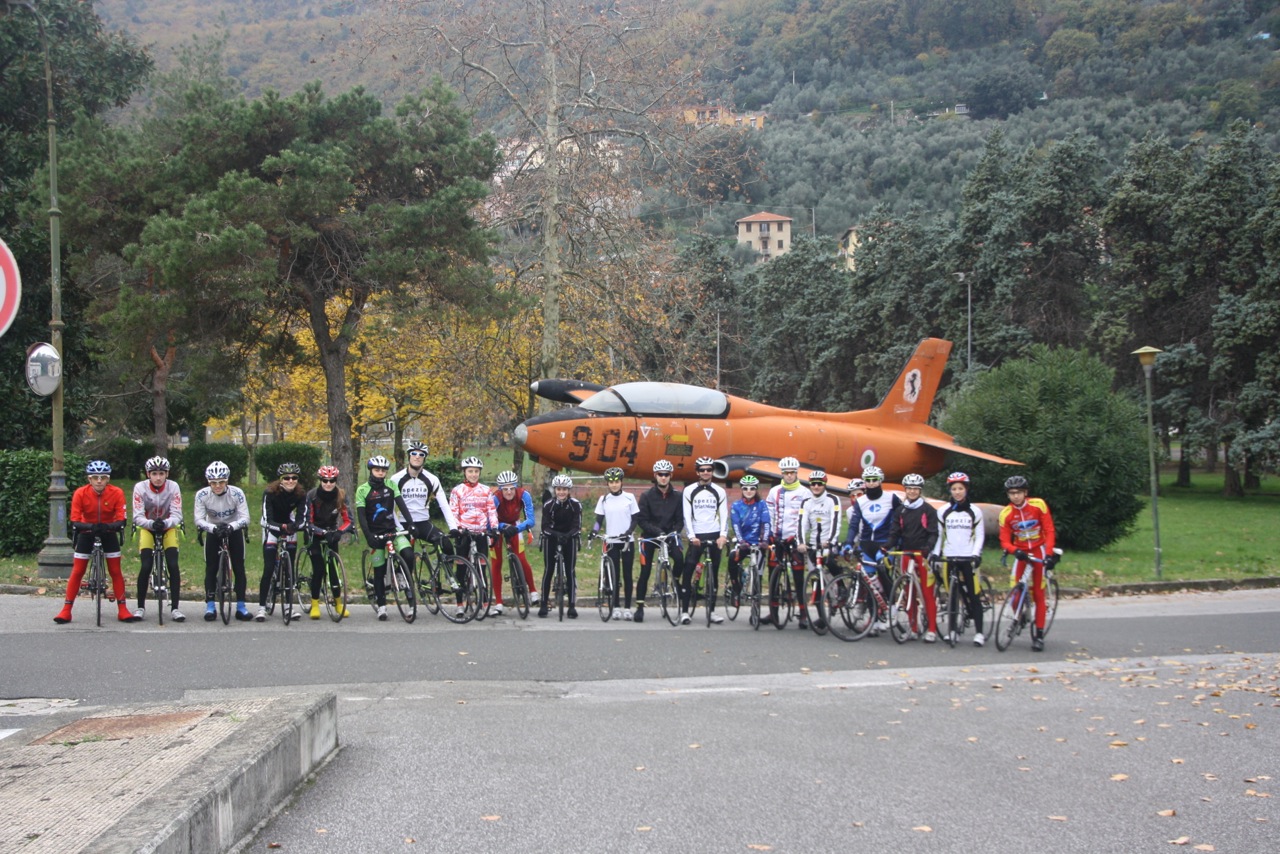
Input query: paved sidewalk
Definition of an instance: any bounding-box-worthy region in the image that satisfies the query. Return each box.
[0,693,336,854]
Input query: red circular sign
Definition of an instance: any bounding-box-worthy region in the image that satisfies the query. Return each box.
[0,237,22,340]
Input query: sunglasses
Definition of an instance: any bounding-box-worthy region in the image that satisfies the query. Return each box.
[408,451,426,457]
[319,478,337,484]
[281,476,298,481]
[865,478,882,483]
[209,479,227,486]
[655,473,671,477]
[88,475,110,482]
[810,481,826,487]
[741,486,757,492]
[697,467,713,473]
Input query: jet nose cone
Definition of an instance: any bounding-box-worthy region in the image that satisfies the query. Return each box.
[514,423,528,448]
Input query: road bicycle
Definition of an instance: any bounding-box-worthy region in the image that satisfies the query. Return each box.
[884,550,929,644]
[264,525,300,626]
[818,549,889,642]
[209,528,236,626]
[688,540,721,626]
[994,549,1062,651]
[931,556,996,647]
[500,530,532,619]
[307,526,350,622]
[133,522,179,626]
[454,531,495,621]
[75,526,110,628]
[360,531,418,623]
[767,539,802,630]
[415,537,481,624]
[812,544,876,642]
[735,541,769,629]
[543,531,577,621]
[590,533,616,622]
[639,534,680,625]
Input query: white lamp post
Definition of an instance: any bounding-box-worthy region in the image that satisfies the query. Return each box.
[1132,346,1163,579]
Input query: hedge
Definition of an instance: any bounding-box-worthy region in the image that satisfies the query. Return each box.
[0,449,88,557]
[96,437,153,481]
[254,442,324,488]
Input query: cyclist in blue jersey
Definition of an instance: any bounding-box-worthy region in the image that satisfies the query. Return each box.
[728,475,771,605]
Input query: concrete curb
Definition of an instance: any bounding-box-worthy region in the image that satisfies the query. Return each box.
[121,693,337,854]
[0,693,337,854]
[0,583,42,595]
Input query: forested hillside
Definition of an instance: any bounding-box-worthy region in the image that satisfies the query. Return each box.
[96,0,1280,235]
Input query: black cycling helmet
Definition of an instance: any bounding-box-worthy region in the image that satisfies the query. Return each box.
[1004,475,1029,491]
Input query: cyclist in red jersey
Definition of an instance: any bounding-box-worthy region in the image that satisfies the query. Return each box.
[56,461,139,624]
[491,470,538,614]
[998,475,1057,651]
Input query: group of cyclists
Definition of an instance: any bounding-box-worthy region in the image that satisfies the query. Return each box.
[56,448,1058,651]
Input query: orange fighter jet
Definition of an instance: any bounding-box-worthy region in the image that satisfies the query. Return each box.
[514,338,1021,491]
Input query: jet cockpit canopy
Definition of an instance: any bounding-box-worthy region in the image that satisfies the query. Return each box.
[580,382,730,418]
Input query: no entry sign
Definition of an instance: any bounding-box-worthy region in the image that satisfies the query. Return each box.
[0,237,21,340]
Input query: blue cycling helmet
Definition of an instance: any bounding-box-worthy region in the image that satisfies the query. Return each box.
[85,460,112,475]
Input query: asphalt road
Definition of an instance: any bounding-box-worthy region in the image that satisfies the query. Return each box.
[2,591,1277,852]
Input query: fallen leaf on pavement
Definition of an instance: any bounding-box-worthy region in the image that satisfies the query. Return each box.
[1157,809,1177,817]
[1111,774,1129,781]
[912,826,932,832]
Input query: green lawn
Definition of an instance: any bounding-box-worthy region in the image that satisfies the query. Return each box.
[4,469,1277,598]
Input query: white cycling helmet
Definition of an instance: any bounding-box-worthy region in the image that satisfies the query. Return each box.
[406,440,428,454]
[779,456,800,472]
[205,460,230,481]
[495,470,519,487]
[86,460,112,475]
[653,459,674,474]
[902,473,926,487]
[862,465,884,480]
[551,474,573,488]
[145,456,170,473]
[850,478,866,491]
[695,456,715,468]
[460,456,483,470]
[367,455,391,470]
[808,470,827,483]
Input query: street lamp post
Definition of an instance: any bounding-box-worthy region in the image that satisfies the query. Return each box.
[10,0,73,578]
[1133,346,1163,579]
[955,272,971,371]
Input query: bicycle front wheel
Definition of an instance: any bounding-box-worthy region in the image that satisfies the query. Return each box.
[748,565,763,629]
[656,560,678,626]
[510,554,530,619]
[279,551,297,626]
[839,572,877,640]
[324,550,349,622]
[93,550,105,628]
[390,553,417,623]
[153,549,167,627]
[417,547,441,616]
[598,555,615,622]
[440,555,479,623]
[473,557,492,621]
[772,565,794,630]
[944,578,963,647]
[218,549,232,625]
[806,571,829,636]
[704,564,719,627]
[821,573,857,642]
[994,587,1025,651]
[889,573,923,644]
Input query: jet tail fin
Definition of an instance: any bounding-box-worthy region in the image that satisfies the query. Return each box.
[871,338,953,425]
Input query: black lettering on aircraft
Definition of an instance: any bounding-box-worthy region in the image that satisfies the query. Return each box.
[598,429,620,462]
[569,426,591,462]
[622,430,639,465]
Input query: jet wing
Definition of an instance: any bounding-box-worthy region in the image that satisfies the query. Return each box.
[916,439,1024,467]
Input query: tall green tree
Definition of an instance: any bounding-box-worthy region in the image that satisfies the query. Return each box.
[116,81,499,494]
[0,0,150,450]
